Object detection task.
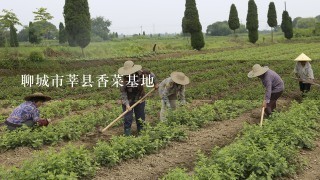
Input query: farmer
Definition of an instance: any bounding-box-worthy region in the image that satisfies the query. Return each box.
[248,64,284,118]
[293,53,314,95]
[159,72,190,121]
[5,92,51,131]
[118,61,158,136]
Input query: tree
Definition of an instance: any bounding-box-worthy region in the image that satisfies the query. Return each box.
[295,18,316,29]
[267,2,277,42]
[0,9,21,28]
[281,10,293,40]
[228,4,240,37]
[182,0,202,34]
[9,24,18,47]
[91,16,111,40]
[316,15,320,22]
[33,8,53,22]
[207,21,246,36]
[64,0,91,55]
[18,26,29,42]
[32,21,58,40]
[246,0,259,43]
[0,24,6,47]
[191,31,205,50]
[182,0,205,50]
[29,22,41,44]
[33,8,54,40]
[292,17,302,28]
[59,22,67,44]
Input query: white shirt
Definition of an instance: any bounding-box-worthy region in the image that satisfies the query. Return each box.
[294,62,314,80]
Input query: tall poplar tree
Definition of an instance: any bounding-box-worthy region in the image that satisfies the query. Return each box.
[182,0,204,50]
[281,10,293,40]
[64,0,91,55]
[267,2,277,42]
[246,0,259,44]
[228,4,240,37]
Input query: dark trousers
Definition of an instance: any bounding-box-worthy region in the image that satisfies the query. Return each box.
[265,91,283,117]
[5,120,36,131]
[122,101,145,131]
[299,82,311,93]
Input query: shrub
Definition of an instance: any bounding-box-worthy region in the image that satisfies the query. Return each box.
[29,51,45,62]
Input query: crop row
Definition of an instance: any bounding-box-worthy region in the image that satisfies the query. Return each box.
[0,100,258,179]
[162,100,320,179]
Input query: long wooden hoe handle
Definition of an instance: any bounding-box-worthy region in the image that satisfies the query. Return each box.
[260,107,265,127]
[100,88,155,133]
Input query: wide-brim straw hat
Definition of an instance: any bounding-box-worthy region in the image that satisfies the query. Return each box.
[24,92,52,101]
[170,72,190,85]
[247,64,269,78]
[294,53,312,61]
[118,61,142,75]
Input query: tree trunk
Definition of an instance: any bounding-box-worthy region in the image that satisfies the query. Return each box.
[271,27,274,43]
[81,47,85,57]
[234,30,236,40]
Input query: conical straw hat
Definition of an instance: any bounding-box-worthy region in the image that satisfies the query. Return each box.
[294,53,311,61]
[24,92,52,101]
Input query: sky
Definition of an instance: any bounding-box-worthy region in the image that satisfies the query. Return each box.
[0,0,319,35]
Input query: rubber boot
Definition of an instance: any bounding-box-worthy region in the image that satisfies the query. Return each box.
[124,128,131,136]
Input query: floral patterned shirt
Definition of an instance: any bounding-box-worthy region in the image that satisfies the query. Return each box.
[7,101,40,125]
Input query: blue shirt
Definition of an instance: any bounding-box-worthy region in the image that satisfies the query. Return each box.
[7,101,40,125]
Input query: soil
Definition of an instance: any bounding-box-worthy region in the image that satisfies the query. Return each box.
[286,139,320,180]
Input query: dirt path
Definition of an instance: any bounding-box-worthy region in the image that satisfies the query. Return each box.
[93,109,260,180]
[289,139,320,180]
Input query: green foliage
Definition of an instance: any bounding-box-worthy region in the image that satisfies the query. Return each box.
[182,0,202,34]
[28,22,41,44]
[91,16,111,40]
[9,24,18,47]
[17,26,29,42]
[64,0,91,49]
[29,51,45,62]
[207,21,246,36]
[0,9,22,28]
[32,21,58,40]
[162,168,191,180]
[267,2,277,28]
[281,11,293,40]
[168,100,320,179]
[267,2,277,42]
[94,122,186,167]
[1,145,97,179]
[295,18,316,29]
[32,7,53,22]
[59,22,67,44]
[228,4,240,32]
[191,31,205,50]
[246,0,259,43]
[248,29,259,44]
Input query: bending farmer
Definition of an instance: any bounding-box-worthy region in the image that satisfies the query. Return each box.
[159,72,190,121]
[248,64,284,118]
[5,93,51,131]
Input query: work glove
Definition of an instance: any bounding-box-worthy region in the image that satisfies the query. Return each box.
[38,118,49,126]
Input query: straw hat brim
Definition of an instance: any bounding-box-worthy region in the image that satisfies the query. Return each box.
[118,65,142,75]
[247,67,269,78]
[170,72,190,85]
[294,53,312,62]
[24,93,52,101]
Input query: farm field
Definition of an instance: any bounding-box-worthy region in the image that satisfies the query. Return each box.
[0,36,320,180]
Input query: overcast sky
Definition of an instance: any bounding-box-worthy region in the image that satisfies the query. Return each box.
[0,0,319,35]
